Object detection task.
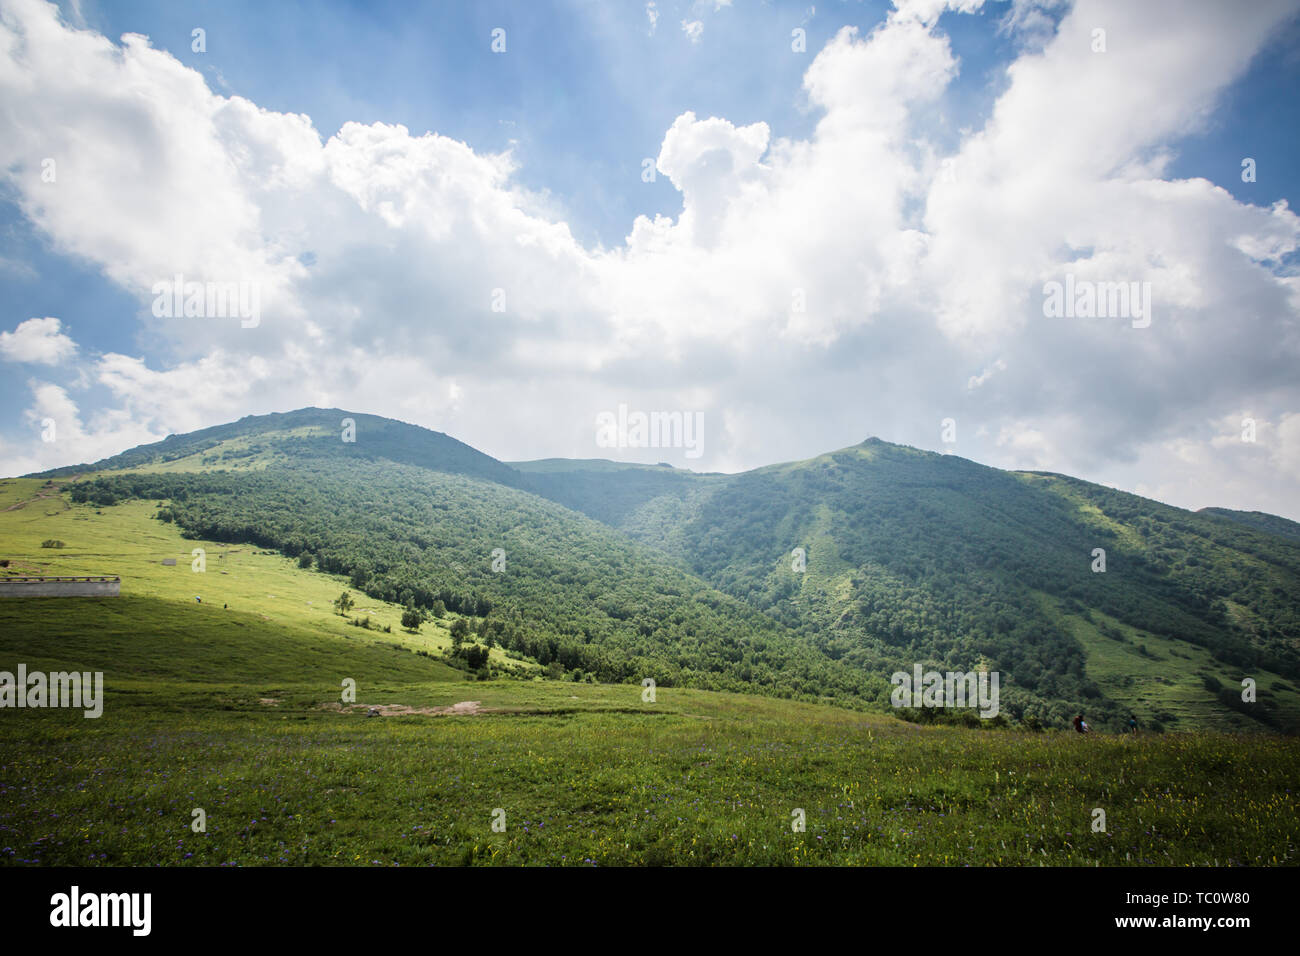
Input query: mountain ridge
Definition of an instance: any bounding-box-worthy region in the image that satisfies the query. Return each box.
[30,409,1296,530]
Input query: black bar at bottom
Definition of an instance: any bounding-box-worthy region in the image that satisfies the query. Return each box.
[0,865,1287,943]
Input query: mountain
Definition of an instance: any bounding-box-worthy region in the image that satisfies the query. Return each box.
[511,458,726,528]
[39,407,525,488]
[1200,507,1300,544]
[42,413,867,702]
[30,410,1300,732]
[442,440,1300,732]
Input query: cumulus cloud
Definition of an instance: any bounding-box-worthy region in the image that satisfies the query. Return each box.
[0,0,1298,518]
[681,20,704,44]
[0,317,76,364]
[11,381,162,473]
[967,358,1007,390]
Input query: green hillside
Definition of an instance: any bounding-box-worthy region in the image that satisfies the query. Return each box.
[514,458,727,528]
[37,407,525,488]
[521,441,1300,732]
[1201,507,1300,544]
[19,411,1300,733]
[0,475,525,673]
[38,462,872,705]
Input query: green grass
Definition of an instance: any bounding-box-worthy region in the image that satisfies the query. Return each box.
[2,597,1298,867]
[0,477,527,672]
[1054,597,1300,732]
[2,479,1298,866]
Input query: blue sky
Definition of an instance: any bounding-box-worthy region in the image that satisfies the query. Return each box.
[3,0,1300,518]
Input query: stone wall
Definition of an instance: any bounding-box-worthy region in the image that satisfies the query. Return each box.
[0,576,121,597]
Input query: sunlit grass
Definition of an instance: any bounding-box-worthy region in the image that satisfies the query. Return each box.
[1,596,1296,867]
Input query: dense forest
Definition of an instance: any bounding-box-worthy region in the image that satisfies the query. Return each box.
[68,462,883,705]
[507,442,1300,729]
[663,446,1299,674]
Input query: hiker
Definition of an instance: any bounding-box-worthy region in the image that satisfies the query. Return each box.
[1128,717,1138,734]
[1073,714,1089,734]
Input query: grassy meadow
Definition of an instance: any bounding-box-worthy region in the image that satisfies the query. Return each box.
[1,476,1298,866]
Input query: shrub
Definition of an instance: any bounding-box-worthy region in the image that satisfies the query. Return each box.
[41,539,65,549]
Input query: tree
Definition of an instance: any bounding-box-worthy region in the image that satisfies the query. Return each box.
[298,552,314,569]
[429,599,446,618]
[450,617,469,646]
[401,605,422,632]
[333,591,354,615]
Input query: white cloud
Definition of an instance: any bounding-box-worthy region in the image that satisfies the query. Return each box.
[894,0,987,26]
[646,2,658,35]
[967,358,1007,390]
[0,0,1299,519]
[1124,410,1300,518]
[681,20,704,44]
[0,317,77,364]
[14,381,162,472]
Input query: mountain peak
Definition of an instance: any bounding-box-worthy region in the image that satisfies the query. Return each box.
[32,406,521,487]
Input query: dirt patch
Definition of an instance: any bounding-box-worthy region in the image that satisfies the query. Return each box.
[320,700,486,716]
[439,700,483,715]
[258,698,282,706]
[4,493,64,512]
